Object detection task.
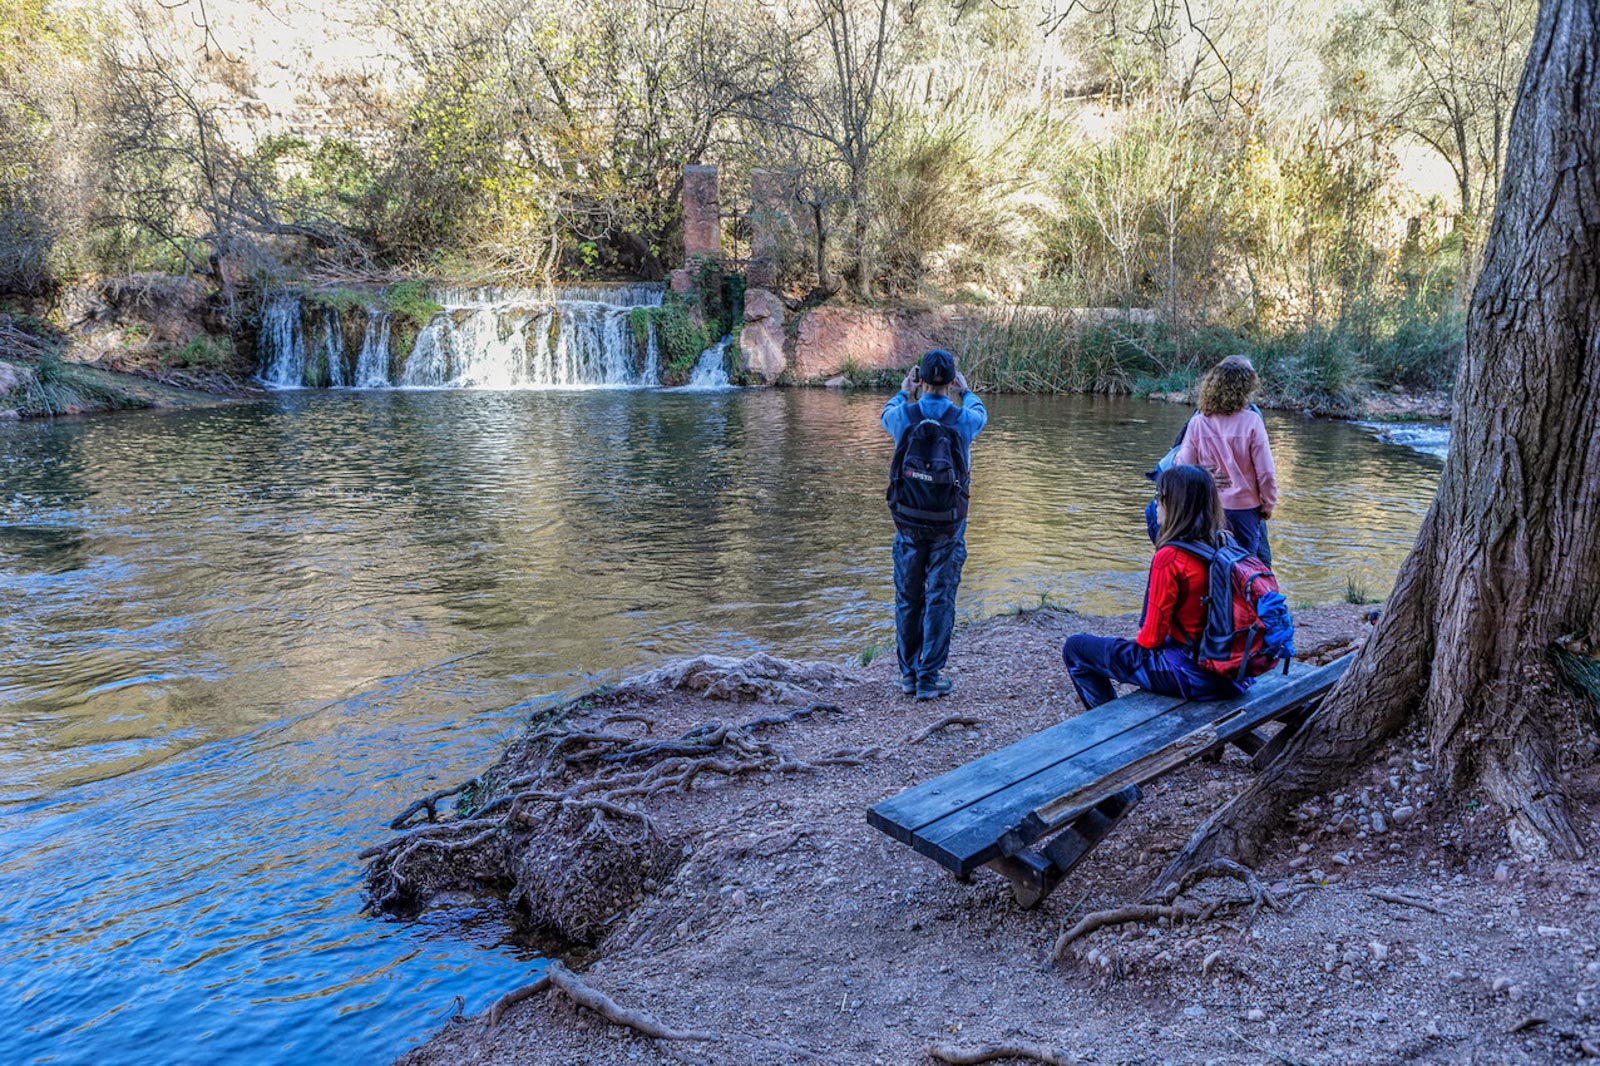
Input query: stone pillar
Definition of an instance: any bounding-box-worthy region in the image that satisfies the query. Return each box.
[747,169,788,290]
[673,164,721,294]
[683,164,721,260]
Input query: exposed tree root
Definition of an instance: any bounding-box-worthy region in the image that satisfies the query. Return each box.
[388,778,482,830]
[1367,887,1452,916]
[927,1041,1077,1065]
[486,961,720,1041]
[364,659,878,935]
[909,715,984,744]
[1055,861,1301,960]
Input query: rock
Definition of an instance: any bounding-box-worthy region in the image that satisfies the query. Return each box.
[1392,805,1416,826]
[740,288,787,384]
[792,305,959,382]
[1495,862,1511,882]
[1183,1005,1207,1018]
[0,360,21,395]
[1371,812,1388,834]
[1492,976,1513,993]
[0,408,18,421]
[1370,942,1389,961]
[1331,852,1351,866]
[823,376,850,388]
[1537,925,1571,937]
[1246,1009,1267,1022]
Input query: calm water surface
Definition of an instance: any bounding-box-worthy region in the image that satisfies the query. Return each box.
[0,389,1441,1065]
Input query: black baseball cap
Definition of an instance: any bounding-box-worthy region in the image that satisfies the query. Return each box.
[919,349,955,386]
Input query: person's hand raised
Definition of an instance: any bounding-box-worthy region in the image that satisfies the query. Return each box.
[952,370,969,393]
[901,368,919,394]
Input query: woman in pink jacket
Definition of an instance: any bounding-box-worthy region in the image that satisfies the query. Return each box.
[1172,355,1278,560]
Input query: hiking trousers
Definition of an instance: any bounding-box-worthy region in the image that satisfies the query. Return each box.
[893,524,967,689]
[1061,634,1247,710]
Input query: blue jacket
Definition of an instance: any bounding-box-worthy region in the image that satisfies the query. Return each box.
[881,390,988,467]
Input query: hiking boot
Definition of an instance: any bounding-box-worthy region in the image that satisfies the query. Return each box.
[915,676,954,700]
[899,677,917,696]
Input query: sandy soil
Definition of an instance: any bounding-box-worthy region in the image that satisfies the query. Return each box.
[378,606,1600,1066]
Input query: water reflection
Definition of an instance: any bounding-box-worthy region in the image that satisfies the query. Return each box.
[0,390,1440,1065]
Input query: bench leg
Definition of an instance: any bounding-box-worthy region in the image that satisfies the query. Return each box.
[983,786,1142,909]
[1251,706,1314,770]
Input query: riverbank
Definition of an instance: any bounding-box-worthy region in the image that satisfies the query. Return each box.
[369,606,1596,1066]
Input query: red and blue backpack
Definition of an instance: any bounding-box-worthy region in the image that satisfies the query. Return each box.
[1170,537,1296,679]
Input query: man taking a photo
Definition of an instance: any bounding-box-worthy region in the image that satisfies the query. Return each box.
[881,349,987,700]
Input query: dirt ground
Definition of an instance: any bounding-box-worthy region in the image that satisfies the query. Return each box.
[381,605,1600,1066]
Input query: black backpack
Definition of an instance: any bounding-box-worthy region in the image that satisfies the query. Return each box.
[886,402,969,533]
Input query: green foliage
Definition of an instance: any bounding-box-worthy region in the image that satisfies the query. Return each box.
[383,280,444,327]
[650,297,711,385]
[1344,576,1379,605]
[858,638,892,667]
[169,334,235,370]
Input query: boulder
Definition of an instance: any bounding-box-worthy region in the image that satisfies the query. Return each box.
[0,360,22,396]
[740,287,786,383]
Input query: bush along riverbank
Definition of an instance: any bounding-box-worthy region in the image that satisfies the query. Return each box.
[838,300,1461,419]
[0,275,260,420]
[362,604,1597,1066]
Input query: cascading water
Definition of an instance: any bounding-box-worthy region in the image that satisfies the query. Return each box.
[258,294,307,388]
[257,284,664,390]
[354,312,391,388]
[684,336,734,390]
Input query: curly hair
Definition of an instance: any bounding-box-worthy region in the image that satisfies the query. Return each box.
[1196,357,1259,416]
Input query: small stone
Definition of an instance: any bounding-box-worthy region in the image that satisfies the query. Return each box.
[1537,925,1571,937]
[1393,805,1416,825]
[1309,868,1327,882]
[1246,1009,1267,1022]
[1331,852,1351,866]
[1446,970,1467,982]
[1370,942,1389,961]
[1492,976,1513,993]
[1183,1005,1207,1019]
[1371,813,1388,834]
[1298,843,1313,854]
[1494,863,1511,882]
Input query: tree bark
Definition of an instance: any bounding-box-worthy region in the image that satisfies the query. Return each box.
[1161,0,1600,881]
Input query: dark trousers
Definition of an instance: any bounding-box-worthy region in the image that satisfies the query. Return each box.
[894,525,967,687]
[1061,633,1246,709]
[1144,499,1273,563]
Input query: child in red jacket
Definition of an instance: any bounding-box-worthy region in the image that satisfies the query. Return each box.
[1063,465,1251,709]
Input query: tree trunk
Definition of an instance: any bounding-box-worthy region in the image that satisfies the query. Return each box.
[1160,0,1600,882]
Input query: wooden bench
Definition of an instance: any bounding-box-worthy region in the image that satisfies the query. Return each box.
[868,655,1353,908]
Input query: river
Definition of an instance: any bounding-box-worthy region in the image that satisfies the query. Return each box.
[0,389,1441,1065]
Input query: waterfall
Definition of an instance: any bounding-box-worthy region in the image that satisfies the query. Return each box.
[320,309,345,388]
[354,312,391,387]
[684,336,733,390]
[257,294,306,388]
[254,283,664,390]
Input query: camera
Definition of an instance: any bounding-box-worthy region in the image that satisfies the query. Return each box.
[911,366,921,383]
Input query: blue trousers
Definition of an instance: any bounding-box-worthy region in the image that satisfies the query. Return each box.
[1061,633,1247,709]
[1144,499,1273,563]
[894,525,967,687]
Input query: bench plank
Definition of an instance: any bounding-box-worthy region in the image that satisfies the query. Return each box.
[1022,655,1353,837]
[867,687,1189,844]
[869,657,1353,877]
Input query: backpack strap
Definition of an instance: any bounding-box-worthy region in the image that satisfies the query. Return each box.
[936,405,962,427]
[904,400,923,424]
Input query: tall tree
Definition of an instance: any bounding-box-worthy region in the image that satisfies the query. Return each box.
[1164,0,1600,879]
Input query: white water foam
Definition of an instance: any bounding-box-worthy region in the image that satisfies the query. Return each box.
[258,284,664,389]
[683,336,734,390]
[1355,422,1451,459]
